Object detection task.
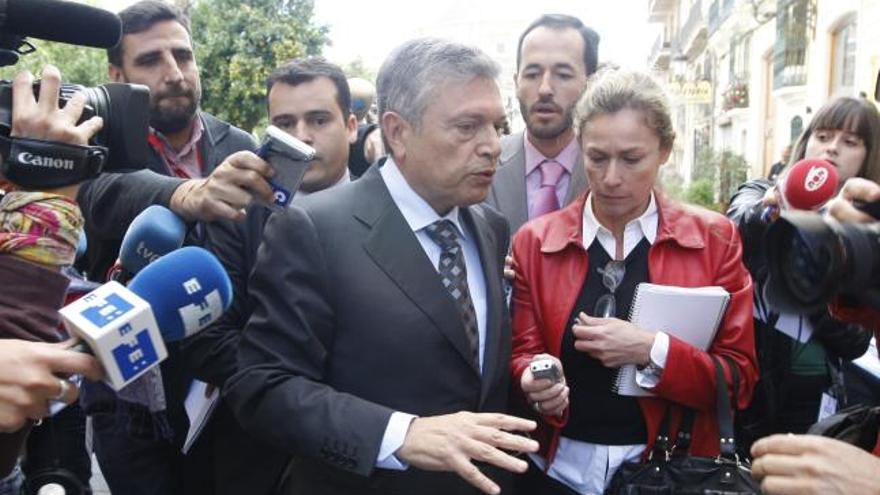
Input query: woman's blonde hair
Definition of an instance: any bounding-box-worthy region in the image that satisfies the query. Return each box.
[574,69,675,152]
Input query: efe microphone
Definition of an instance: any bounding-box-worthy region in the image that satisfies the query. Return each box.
[60,247,233,390]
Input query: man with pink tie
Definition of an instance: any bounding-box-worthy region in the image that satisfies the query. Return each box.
[486,14,599,235]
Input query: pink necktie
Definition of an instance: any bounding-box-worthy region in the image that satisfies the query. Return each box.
[531,160,565,218]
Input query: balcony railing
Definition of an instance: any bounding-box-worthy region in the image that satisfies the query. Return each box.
[709,2,719,32]
[709,0,735,35]
[773,0,809,89]
[649,32,672,69]
[680,2,707,57]
[723,0,734,13]
[649,0,677,22]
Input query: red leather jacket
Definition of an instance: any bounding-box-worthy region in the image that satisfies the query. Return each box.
[510,192,758,464]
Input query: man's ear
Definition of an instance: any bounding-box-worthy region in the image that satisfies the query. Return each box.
[346,114,358,145]
[381,111,411,162]
[659,142,673,166]
[108,64,124,83]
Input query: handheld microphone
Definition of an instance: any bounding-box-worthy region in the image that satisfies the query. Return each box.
[779,158,840,210]
[75,230,88,263]
[763,159,840,222]
[59,247,233,390]
[2,0,122,49]
[128,246,232,342]
[257,125,315,210]
[118,205,187,276]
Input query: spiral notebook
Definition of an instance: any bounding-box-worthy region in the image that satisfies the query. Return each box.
[613,283,730,397]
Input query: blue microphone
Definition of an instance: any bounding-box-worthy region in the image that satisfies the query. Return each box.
[75,230,88,262]
[60,247,233,389]
[118,205,187,276]
[129,246,233,342]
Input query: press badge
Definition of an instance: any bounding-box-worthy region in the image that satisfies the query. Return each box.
[817,392,838,421]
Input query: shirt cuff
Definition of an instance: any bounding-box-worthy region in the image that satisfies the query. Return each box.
[375,411,417,470]
[635,332,669,389]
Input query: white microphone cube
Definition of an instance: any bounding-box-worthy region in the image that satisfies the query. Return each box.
[59,281,168,390]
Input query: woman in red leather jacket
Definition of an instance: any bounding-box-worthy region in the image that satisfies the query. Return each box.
[509,69,758,495]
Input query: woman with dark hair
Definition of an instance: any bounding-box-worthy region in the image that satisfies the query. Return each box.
[789,97,880,182]
[727,96,878,455]
[510,69,758,495]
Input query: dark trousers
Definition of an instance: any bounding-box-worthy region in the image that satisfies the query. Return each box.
[91,408,214,495]
[84,375,214,495]
[22,403,92,495]
[513,459,580,495]
[737,372,828,457]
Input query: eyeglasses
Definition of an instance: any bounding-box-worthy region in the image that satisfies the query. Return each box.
[594,259,625,318]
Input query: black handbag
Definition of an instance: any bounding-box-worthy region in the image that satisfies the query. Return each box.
[807,403,880,451]
[605,356,761,494]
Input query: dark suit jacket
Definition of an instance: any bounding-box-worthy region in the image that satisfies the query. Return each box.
[225,164,512,495]
[75,113,256,494]
[181,204,290,495]
[485,131,587,236]
[76,112,256,281]
[76,110,255,415]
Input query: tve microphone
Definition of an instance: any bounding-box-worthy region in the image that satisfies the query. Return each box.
[118,205,187,276]
[59,247,233,389]
[779,158,840,210]
[2,0,122,49]
[75,230,88,262]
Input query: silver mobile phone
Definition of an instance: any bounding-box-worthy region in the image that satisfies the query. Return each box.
[257,125,316,210]
[530,358,561,383]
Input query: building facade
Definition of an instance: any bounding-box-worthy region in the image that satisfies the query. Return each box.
[649,0,880,191]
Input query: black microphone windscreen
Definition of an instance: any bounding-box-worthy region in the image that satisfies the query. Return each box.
[5,0,122,49]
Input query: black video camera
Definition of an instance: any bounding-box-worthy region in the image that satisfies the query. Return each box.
[764,202,880,313]
[0,81,151,188]
[0,0,151,190]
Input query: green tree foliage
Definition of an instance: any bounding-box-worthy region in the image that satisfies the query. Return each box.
[344,58,377,83]
[685,178,717,210]
[0,0,106,87]
[717,151,748,206]
[685,148,749,211]
[192,0,329,133]
[0,40,107,87]
[692,148,719,183]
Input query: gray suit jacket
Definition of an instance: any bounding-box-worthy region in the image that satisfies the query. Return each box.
[225,163,512,495]
[485,131,587,236]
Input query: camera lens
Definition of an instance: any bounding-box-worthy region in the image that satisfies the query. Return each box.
[766,210,880,312]
[71,83,151,169]
[766,211,841,311]
[787,231,832,301]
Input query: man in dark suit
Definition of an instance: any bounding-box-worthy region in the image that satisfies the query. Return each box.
[486,15,599,235]
[225,38,538,495]
[73,2,274,494]
[181,57,359,495]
